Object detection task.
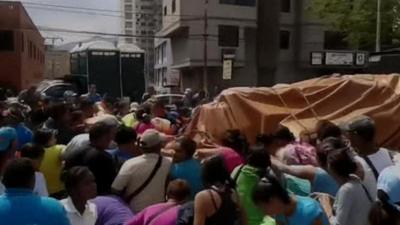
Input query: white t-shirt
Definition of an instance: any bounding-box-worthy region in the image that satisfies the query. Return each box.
[34,172,49,197]
[112,153,172,213]
[354,156,377,199]
[61,197,97,225]
[367,148,394,174]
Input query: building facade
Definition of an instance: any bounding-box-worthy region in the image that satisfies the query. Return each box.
[121,0,163,84]
[0,1,45,91]
[44,45,70,79]
[158,0,259,93]
[157,0,364,92]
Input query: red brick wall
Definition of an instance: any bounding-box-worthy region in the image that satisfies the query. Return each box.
[0,2,44,91]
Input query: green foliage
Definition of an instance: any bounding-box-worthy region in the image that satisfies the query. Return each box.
[309,0,400,50]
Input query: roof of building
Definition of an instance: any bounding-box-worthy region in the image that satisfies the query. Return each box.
[70,40,118,52]
[118,43,145,53]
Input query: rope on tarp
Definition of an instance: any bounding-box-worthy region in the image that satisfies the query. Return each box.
[270,87,311,134]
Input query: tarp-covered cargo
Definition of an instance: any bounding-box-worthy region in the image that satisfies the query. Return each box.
[188,74,400,150]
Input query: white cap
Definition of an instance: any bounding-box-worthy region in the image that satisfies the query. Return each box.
[140,129,164,148]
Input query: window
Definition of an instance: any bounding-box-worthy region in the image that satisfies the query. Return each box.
[324,31,348,50]
[281,0,291,13]
[280,30,290,49]
[125,13,133,19]
[21,32,24,52]
[125,21,133,28]
[125,38,133,43]
[0,30,14,51]
[218,25,239,47]
[125,4,133,12]
[172,0,176,13]
[28,41,32,58]
[141,6,152,10]
[219,0,256,7]
[164,6,167,15]
[141,22,146,26]
[161,43,167,63]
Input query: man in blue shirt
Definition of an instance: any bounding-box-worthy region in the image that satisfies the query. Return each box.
[83,84,102,103]
[0,158,70,225]
[0,126,18,194]
[170,137,203,197]
[107,125,139,170]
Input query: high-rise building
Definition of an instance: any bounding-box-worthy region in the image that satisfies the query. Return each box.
[121,0,163,84]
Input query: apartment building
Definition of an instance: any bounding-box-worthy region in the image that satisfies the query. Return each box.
[0,1,45,91]
[156,0,362,92]
[121,0,163,83]
[157,0,258,92]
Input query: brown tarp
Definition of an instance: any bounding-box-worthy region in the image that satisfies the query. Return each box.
[188,74,400,150]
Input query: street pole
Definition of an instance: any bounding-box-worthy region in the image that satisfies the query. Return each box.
[203,0,208,94]
[375,0,381,52]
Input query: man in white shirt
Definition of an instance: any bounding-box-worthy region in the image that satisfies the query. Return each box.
[112,129,172,213]
[344,116,396,180]
[60,166,97,225]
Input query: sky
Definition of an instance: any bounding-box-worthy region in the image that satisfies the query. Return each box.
[11,0,122,45]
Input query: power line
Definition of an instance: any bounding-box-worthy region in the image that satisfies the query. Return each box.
[22,1,199,18]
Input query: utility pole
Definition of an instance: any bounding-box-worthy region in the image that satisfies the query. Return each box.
[375,0,381,52]
[203,0,208,94]
[44,37,63,79]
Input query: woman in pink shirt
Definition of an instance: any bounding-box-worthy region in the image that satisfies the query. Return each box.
[135,108,155,135]
[125,179,191,225]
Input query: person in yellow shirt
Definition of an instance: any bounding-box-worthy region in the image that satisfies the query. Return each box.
[34,128,66,199]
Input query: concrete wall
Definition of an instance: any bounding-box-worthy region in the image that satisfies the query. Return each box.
[45,50,71,79]
[0,2,44,90]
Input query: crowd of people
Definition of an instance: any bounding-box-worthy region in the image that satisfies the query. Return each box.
[0,84,399,225]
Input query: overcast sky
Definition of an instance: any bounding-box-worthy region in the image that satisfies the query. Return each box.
[12,0,122,45]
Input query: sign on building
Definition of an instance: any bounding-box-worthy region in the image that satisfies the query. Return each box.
[164,69,180,87]
[223,59,233,80]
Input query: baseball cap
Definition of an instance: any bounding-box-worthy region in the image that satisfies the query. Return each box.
[377,165,400,211]
[343,116,376,141]
[140,129,165,148]
[0,127,17,152]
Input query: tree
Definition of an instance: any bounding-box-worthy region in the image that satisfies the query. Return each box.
[309,0,400,50]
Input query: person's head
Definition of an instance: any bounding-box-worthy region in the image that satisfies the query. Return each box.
[62,166,97,201]
[0,127,17,172]
[147,86,156,96]
[139,129,164,153]
[166,179,191,203]
[327,146,358,182]
[369,165,400,225]
[20,143,45,170]
[151,100,166,118]
[316,120,342,143]
[264,126,295,154]
[344,116,376,153]
[247,144,271,171]
[114,100,130,117]
[79,98,95,118]
[3,158,35,190]
[201,155,234,189]
[136,107,151,124]
[252,175,291,217]
[221,129,249,157]
[89,84,97,95]
[48,102,71,124]
[316,137,347,168]
[174,136,197,163]
[33,128,57,147]
[89,122,115,150]
[115,125,138,155]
